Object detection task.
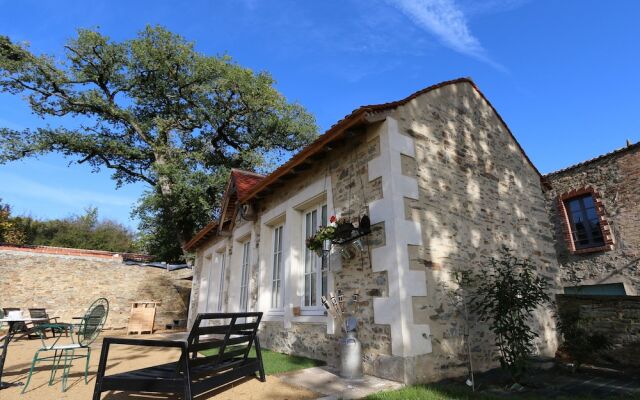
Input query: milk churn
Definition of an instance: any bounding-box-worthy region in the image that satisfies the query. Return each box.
[339,329,363,379]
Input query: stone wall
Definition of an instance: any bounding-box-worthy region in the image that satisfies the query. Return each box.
[0,250,192,330]
[191,125,398,381]
[556,294,640,367]
[190,80,563,384]
[255,126,397,379]
[544,145,640,293]
[392,81,561,382]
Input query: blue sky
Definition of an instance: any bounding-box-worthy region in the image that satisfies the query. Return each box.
[1,0,639,228]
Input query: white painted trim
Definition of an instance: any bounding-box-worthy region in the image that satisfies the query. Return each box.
[194,240,229,318]
[257,174,337,333]
[368,117,431,357]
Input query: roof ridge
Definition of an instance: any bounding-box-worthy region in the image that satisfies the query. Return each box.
[231,168,266,178]
[239,76,541,202]
[545,141,640,176]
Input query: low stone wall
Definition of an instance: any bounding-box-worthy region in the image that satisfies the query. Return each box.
[0,250,191,331]
[556,294,640,367]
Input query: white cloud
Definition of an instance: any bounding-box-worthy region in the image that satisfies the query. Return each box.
[386,0,504,69]
[0,172,134,207]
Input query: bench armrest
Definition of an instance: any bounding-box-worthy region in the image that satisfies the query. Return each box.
[95,337,188,388]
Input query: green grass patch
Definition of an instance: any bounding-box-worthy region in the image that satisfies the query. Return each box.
[365,384,640,400]
[200,347,324,375]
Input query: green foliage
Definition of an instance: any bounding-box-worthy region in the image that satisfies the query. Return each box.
[365,383,634,400]
[0,26,317,261]
[10,206,139,253]
[556,307,611,371]
[200,347,324,375]
[305,225,336,252]
[0,198,26,244]
[470,247,550,381]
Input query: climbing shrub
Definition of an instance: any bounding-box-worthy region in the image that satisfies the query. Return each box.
[470,247,550,381]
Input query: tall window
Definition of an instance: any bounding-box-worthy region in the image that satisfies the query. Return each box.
[239,241,251,311]
[271,225,284,309]
[203,254,216,313]
[564,194,605,250]
[303,204,328,309]
[217,251,226,312]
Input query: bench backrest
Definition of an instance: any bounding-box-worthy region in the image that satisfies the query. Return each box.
[187,312,262,368]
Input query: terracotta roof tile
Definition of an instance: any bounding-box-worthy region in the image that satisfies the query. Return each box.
[239,77,541,202]
[183,169,263,251]
[544,141,640,177]
[231,169,265,199]
[187,77,540,250]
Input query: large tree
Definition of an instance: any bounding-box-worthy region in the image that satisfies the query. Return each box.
[0,26,317,260]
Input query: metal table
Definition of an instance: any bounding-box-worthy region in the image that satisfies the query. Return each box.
[0,317,48,389]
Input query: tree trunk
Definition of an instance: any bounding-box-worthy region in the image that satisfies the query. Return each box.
[154,154,188,254]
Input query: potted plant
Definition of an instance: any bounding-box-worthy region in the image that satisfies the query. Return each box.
[334,217,355,241]
[358,215,371,235]
[306,224,336,257]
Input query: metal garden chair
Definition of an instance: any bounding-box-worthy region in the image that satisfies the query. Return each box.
[22,298,109,393]
[27,308,62,339]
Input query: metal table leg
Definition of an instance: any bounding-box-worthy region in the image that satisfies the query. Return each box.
[0,322,24,389]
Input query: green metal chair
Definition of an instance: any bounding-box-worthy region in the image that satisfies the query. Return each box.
[22,298,109,393]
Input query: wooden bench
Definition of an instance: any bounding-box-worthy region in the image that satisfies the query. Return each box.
[92,312,265,400]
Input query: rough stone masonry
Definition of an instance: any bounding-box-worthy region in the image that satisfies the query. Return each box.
[0,249,191,331]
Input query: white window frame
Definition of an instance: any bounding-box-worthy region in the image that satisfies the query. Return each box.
[302,204,328,315]
[239,241,251,312]
[202,252,216,313]
[271,224,284,310]
[216,250,226,312]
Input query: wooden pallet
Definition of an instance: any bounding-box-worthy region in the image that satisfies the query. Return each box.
[127,301,159,335]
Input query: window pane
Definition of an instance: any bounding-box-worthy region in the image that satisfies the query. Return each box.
[304,211,316,307]
[581,195,595,208]
[567,198,582,214]
[303,205,328,309]
[565,193,606,249]
[217,252,226,311]
[271,226,284,309]
[240,242,250,311]
[322,204,327,226]
[322,270,327,298]
[585,206,598,221]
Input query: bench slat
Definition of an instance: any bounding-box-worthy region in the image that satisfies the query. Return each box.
[93,312,264,399]
[195,322,258,335]
[189,335,250,352]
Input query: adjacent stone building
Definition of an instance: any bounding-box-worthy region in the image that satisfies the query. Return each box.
[186,78,562,384]
[544,142,640,295]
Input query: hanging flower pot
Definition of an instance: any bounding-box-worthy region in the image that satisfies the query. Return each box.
[352,237,365,252]
[306,225,336,254]
[340,245,355,260]
[335,219,355,241]
[358,215,371,235]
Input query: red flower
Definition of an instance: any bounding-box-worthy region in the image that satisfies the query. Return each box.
[330,215,337,223]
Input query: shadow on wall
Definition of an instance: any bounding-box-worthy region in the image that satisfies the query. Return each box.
[135,273,191,329]
[399,81,560,382]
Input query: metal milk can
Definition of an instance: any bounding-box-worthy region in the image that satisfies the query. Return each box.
[339,330,363,379]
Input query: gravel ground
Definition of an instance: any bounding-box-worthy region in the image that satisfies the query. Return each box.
[1,331,317,400]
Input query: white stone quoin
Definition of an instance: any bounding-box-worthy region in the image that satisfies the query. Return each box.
[368,117,431,357]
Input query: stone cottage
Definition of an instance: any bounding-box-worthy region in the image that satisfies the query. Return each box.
[544,141,640,295]
[185,78,561,384]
